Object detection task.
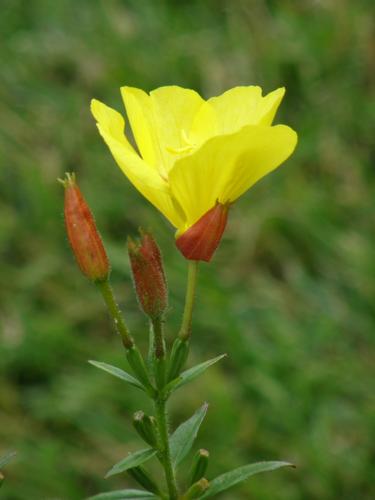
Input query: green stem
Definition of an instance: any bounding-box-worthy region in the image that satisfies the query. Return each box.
[97,280,133,348]
[151,316,166,359]
[151,316,167,389]
[155,397,179,500]
[179,261,199,341]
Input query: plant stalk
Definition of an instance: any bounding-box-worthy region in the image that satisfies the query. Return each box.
[179,261,199,340]
[151,316,166,359]
[155,397,179,499]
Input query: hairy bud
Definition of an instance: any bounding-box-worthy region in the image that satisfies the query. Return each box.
[61,173,109,282]
[128,230,168,319]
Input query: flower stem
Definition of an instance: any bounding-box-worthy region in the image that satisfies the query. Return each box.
[179,261,199,341]
[155,396,179,499]
[97,280,133,348]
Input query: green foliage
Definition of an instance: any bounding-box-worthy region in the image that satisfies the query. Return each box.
[0,451,16,470]
[1,0,374,499]
[165,355,226,395]
[89,489,156,499]
[106,449,157,478]
[201,461,293,498]
[89,360,145,391]
[170,403,208,467]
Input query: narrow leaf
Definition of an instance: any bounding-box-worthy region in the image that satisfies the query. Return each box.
[166,355,226,394]
[89,360,145,391]
[106,449,157,478]
[88,489,156,499]
[0,451,16,470]
[201,461,294,498]
[170,403,208,466]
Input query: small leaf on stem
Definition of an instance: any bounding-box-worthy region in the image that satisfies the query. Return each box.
[200,461,295,498]
[165,354,226,395]
[105,449,157,478]
[170,403,208,466]
[88,360,145,391]
[88,489,156,499]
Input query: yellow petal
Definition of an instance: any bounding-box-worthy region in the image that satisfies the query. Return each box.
[91,99,183,228]
[150,86,204,157]
[121,86,204,175]
[206,86,286,135]
[190,101,218,145]
[169,124,297,232]
[256,87,286,125]
[120,87,161,170]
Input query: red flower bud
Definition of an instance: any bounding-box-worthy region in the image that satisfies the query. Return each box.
[61,173,110,282]
[128,231,168,319]
[176,203,229,262]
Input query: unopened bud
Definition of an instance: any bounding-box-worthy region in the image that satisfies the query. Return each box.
[133,411,158,448]
[128,230,168,319]
[60,173,109,282]
[182,478,210,499]
[176,203,229,262]
[190,448,209,485]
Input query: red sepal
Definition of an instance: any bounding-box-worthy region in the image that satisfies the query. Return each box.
[176,203,229,262]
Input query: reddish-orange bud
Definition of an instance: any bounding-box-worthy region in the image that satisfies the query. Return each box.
[61,173,110,282]
[176,203,229,262]
[128,230,168,319]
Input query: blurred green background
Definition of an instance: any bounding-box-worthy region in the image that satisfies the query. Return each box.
[1,0,374,498]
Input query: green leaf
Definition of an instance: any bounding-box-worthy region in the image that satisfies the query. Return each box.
[165,355,226,394]
[105,449,157,478]
[89,360,145,391]
[0,451,16,470]
[201,461,294,498]
[170,403,208,466]
[88,489,156,499]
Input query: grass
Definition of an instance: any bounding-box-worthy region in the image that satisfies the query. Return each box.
[0,0,374,498]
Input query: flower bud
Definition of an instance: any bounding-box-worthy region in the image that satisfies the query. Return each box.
[190,448,209,485]
[133,411,158,448]
[128,230,168,319]
[61,173,109,282]
[176,203,229,262]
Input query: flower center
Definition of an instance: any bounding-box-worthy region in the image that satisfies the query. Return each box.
[166,129,197,155]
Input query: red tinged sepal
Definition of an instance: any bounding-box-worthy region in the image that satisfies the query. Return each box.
[176,203,229,262]
[128,230,168,319]
[60,172,110,282]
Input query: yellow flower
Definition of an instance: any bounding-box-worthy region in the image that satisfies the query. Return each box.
[91,85,297,260]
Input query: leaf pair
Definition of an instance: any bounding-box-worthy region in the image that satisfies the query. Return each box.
[92,461,293,499]
[89,354,226,396]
